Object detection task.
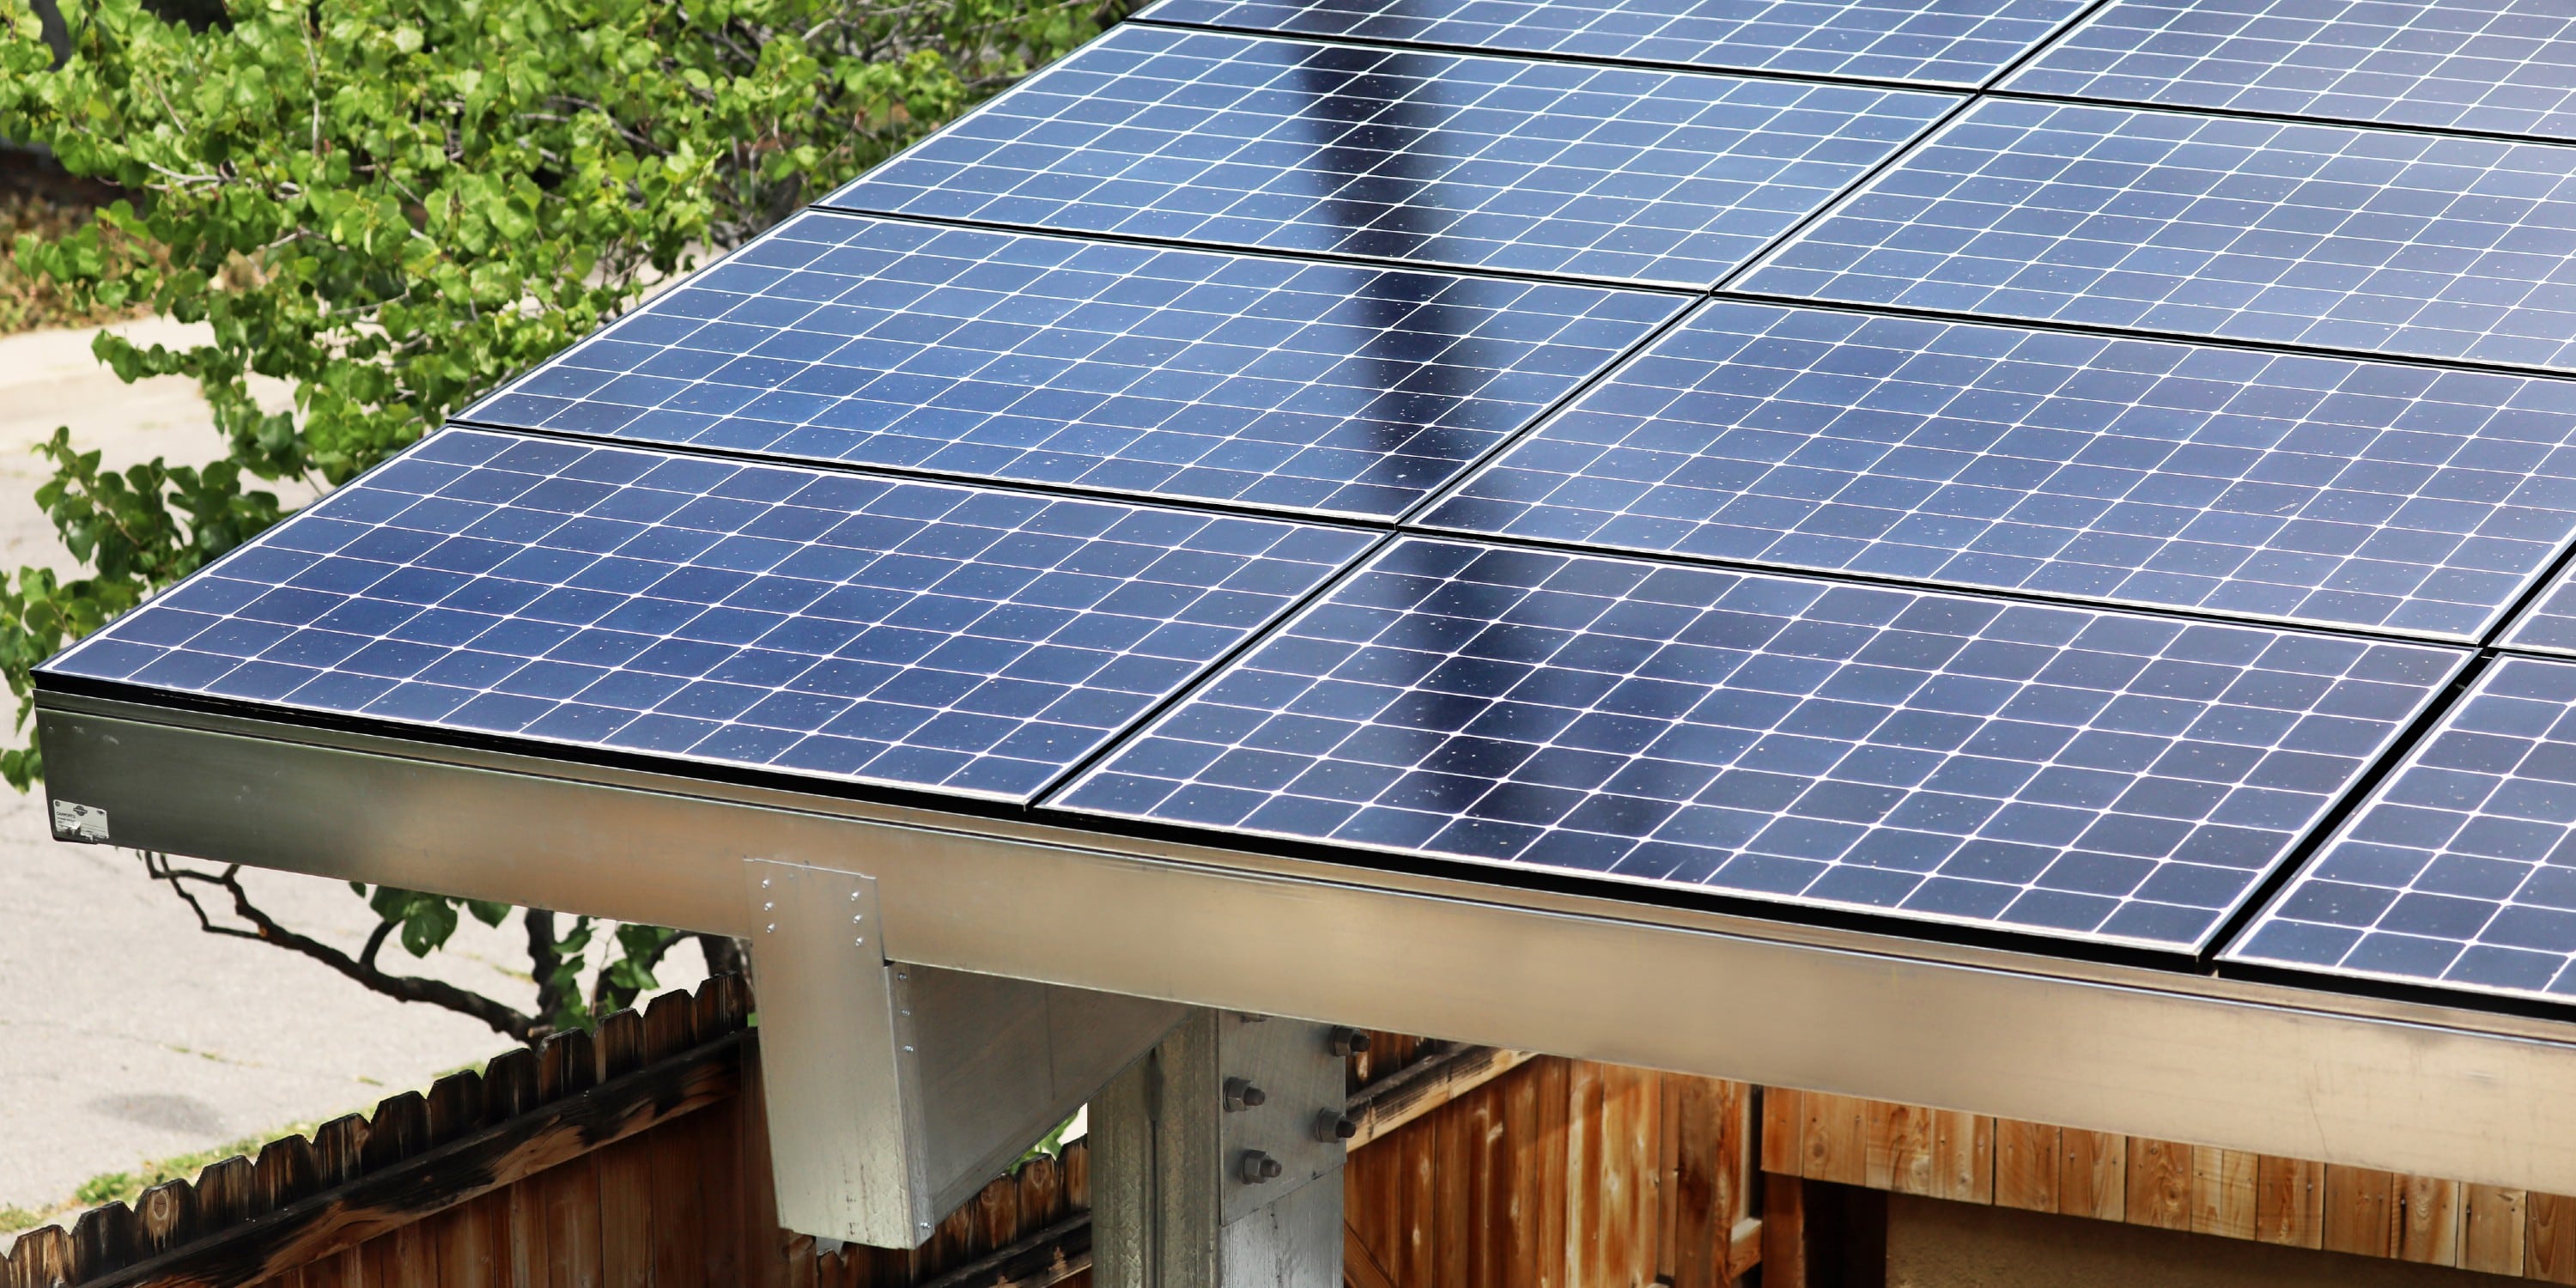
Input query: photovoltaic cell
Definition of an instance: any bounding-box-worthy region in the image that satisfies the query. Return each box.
[1736,99,2576,372]
[1424,301,2576,639]
[2008,0,2576,142]
[1139,0,2088,87]
[460,213,1681,519]
[1054,536,2465,949]
[2225,657,2576,1005]
[37,429,1373,802]
[822,24,1959,288]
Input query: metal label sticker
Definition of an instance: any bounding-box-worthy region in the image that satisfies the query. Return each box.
[51,799,109,842]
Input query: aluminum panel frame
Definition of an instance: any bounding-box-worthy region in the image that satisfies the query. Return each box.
[35,690,2576,1194]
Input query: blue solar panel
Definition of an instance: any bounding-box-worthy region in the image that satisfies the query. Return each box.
[2008,0,2576,141]
[1139,0,2087,87]
[2501,562,2576,654]
[1054,536,2466,949]
[821,24,1959,288]
[459,213,1682,519]
[1422,301,2576,639]
[1735,99,2576,372]
[37,429,1374,801]
[2226,657,2576,1003]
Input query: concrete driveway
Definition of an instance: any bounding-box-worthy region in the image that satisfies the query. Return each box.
[0,319,704,1222]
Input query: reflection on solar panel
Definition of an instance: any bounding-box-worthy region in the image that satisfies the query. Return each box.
[2227,658,2576,1002]
[1423,301,2576,638]
[1141,0,2087,87]
[1060,536,2464,949]
[459,213,1682,519]
[2009,0,2576,141]
[822,24,1958,287]
[39,429,1373,801]
[1737,99,2576,371]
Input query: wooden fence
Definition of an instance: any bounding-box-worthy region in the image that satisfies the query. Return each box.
[0,975,1091,1288]
[21,993,2533,1288]
[1343,1041,1759,1288]
[1760,1086,2576,1283]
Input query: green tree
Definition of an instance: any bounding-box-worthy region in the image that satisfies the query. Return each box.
[0,0,1110,1037]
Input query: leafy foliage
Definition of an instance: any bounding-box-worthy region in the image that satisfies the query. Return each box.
[0,0,1109,1032]
[0,0,1111,785]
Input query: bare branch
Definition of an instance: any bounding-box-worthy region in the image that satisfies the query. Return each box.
[141,852,538,1042]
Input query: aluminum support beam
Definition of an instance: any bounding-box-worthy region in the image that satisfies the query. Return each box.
[36,696,2576,1195]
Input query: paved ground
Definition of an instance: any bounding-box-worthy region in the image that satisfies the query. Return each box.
[0,319,705,1222]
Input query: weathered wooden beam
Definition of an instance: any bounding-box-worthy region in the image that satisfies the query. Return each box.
[909,1213,1089,1288]
[1341,1045,1532,1151]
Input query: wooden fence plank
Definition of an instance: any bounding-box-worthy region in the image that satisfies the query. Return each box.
[1534,1061,1568,1288]
[2324,1167,2398,1260]
[2254,1156,2323,1249]
[1468,1079,1508,1288]
[1669,1079,1732,1288]
[2460,1185,2524,1276]
[1757,1090,1801,1179]
[2533,1193,2576,1285]
[1657,1078,1680,1288]
[131,1182,198,1262]
[2399,1176,2461,1267]
[1606,1066,1660,1288]
[1800,1095,1867,1188]
[646,1109,708,1288]
[1433,1086,1467,1288]
[1564,1060,1606,1288]
[1399,1107,1437,1288]
[1863,1102,1928,1196]
[2125,1139,2190,1232]
[1760,1176,1805,1288]
[596,1136,653,1288]
[2058,1130,2124,1223]
[2190,1147,2256,1242]
[1993,1121,2058,1214]
[542,1154,601,1288]
[694,1093,745,1288]
[69,1204,135,1283]
[1930,1111,1991,1205]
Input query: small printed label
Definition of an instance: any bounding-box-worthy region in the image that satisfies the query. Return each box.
[51,799,109,842]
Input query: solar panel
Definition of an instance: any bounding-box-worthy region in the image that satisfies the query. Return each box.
[2505,568,2576,654]
[458,213,1683,519]
[2225,656,2576,1003]
[1421,301,2576,639]
[2008,0,2576,141]
[1055,535,2466,950]
[820,24,1959,288]
[35,428,1374,802]
[1734,99,2576,372]
[1139,0,2088,87]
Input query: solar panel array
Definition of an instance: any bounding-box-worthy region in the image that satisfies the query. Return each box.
[51,0,2576,994]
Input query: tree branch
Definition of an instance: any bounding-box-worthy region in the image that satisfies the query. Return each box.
[143,853,538,1042]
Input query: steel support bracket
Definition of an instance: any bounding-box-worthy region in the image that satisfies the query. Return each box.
[746,858,1184,1248]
